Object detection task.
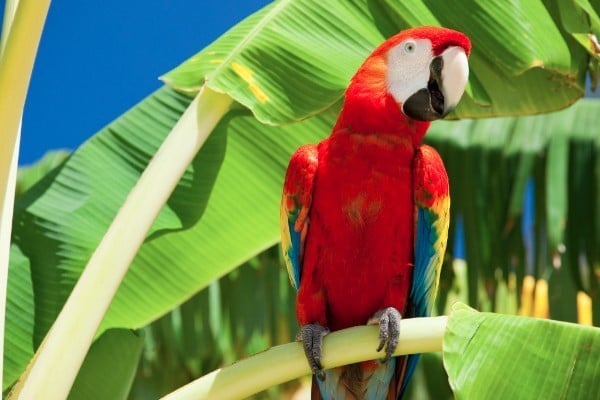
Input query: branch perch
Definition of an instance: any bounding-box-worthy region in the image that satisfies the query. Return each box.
[162,316,448,400]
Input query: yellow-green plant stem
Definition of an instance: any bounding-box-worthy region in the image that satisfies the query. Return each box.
[11,87,233,400]
[0,0,19,55]
[162,316,448,400]
[0,0,49,212]
[0,0,50,388]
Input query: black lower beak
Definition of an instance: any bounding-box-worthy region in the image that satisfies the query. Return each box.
[402,56,445,121]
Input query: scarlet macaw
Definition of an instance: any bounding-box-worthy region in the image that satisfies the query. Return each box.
[281,26,471,399]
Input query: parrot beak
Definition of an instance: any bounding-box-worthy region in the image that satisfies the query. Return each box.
[402,46,469,121]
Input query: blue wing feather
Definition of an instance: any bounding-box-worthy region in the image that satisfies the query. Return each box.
[399,209,436,397]
[400,145,450,398]
[288,219,302,290]
[412,208,440,317]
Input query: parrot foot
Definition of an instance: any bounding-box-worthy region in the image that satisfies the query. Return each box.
[367,307,402,362]
[296,324,329,380]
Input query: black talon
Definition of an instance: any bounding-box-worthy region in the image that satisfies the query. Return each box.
[367,307,402,362]
[297,324,329,380]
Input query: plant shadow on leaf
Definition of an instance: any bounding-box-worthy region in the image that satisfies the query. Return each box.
[16,150,70,197]
[145,106,231,241]
[11,157,78,348]
[68,329,144,400]
[3,245,35,392]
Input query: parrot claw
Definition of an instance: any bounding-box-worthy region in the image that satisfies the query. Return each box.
[296,324,329,380]
[367,307,402,362]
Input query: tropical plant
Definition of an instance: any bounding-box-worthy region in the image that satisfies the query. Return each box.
[0,0,51,397]
[2,0,600,399]
[130,100,600,400]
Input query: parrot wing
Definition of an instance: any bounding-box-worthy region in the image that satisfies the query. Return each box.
[411,144,450,318]
[280,144,318,291]
[397,144,450,399]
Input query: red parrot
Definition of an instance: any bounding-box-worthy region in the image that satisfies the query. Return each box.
[280,27,470,399]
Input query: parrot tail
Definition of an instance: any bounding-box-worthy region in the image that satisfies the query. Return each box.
[311,357,409,399]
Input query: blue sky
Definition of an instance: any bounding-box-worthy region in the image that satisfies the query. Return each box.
[6,0,270,165]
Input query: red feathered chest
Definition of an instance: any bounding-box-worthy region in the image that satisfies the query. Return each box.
[298,131,416,332]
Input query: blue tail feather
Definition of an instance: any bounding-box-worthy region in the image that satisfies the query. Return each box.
[315,359,397,400]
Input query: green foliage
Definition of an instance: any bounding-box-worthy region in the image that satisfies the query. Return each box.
[15,150,69,197]
[6,88,331,392]
[5,0,600,398]
[129,248,298,399]
[3,245,33,390]
[68,329,143,400]
[444,303,600,399]
[163,1,380,124]
[163,0,597,122]
[427,100,600,319]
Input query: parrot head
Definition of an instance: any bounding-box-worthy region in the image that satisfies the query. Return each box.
[382,26,471,121]
[339,26,471,139]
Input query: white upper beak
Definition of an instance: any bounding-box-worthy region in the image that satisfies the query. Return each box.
[440,46,469,115]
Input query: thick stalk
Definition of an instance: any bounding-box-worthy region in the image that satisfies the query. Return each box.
[0,0,49,217]
[0,0,51,389]
[162,316,448,400]
[11,87,233,400]
[0,0,19,55]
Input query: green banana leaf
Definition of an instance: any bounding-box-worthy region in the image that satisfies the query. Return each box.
[6,88,332,391]
[444,303,600,399]
[163,0,599,123]
[6,0,600,393]
[4,245,34,389]
[68,329,143,400]
[15,150,69,197]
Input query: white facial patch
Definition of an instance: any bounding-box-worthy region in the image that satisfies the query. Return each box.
[386,39,433,105]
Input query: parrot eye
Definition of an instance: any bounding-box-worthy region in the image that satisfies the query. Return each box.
[404,41,416,54]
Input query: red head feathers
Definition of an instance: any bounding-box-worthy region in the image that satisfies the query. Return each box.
[336,26,471,145]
